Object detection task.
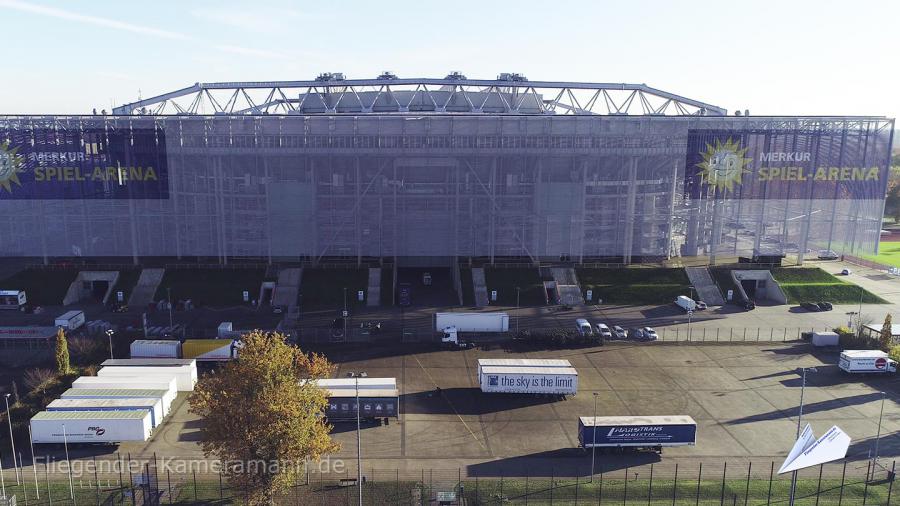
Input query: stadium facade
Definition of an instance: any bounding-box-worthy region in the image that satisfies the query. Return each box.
[0,74,893,267]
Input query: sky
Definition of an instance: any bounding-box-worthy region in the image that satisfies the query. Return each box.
[0,0,897,122]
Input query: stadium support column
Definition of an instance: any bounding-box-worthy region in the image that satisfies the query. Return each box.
[356,157,361,268]
[490,158,497,265]
[666,161,678,259]
[578,160,587,265]
[622,157,637,264]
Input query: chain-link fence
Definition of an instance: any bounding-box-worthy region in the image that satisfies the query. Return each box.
[0,457,895,505]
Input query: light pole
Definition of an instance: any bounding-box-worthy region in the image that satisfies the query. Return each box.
[167,286,174,328]
[591,392,599,482]
[789,367,817,505]
[343,288,349,340]
[3,394,18,485]
[516,287,521,334]
[872,391,886,475]
[350,372,363,506]
[105,329,115,359]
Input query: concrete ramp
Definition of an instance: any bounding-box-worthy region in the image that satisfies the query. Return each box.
[685,267,726,306]
[471,268,489,307]
[63,271,119,305]
[550,267,584,306]
[128,268,165,307]
[366,268,381,307]
[272,268,301,308]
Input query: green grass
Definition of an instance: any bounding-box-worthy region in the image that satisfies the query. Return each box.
[711,268,740,303]
[483,268,545,306]
[154,268,266,307]
[771,267,886,304]
[300,268,369,308]
[0,268,80,306]
[864,242,900,267]
[577,268,691,305]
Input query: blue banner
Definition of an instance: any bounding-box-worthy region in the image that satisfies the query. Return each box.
[685,129,889,200]
[0,127,168,199]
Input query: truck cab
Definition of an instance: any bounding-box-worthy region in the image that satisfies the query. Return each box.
[440,326,474,349]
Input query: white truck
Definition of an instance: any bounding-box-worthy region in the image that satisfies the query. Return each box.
[436,312,508,348]
[55,310,86,331]
[674,296,696,312]
[839,350,898,374]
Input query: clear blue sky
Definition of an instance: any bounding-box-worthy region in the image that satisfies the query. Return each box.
[1,0,897,121]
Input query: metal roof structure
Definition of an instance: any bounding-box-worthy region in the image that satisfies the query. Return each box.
[112,72,728,116]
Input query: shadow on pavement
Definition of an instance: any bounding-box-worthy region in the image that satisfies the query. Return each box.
[466,448,662,477]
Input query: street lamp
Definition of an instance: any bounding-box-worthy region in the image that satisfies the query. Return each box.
[872,391,887,476]
[515,287,521,334]
[789,367,817,505]
[349,372,363,506]
[105,329,115,359]
[3,394,19,485]
[343,288,349,341]
[591,392,599,482]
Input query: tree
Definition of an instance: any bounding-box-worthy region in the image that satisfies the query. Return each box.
[55,327,70,375]
[189,331,338,505]
[880,313,893,351]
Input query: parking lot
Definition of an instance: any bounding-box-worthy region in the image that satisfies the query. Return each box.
[102,340,900,477]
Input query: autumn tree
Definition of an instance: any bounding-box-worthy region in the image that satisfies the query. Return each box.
[189,331,338,505]
[880,313,893,351]
[55,327,70,375]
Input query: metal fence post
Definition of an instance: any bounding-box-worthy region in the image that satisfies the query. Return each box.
[550,468,554,504]
[887,461,896,504]
[743,328,747,341]
[167,470,172,504]
[757,328,760,341]
[648,464,653,505]
[744,462,751,506]
[624,466,629,504]
[94,455,101,505]
[475,474,478,504]
[720,461,727,505]
[575,472,579,504]
[730,328,733,341]
[598,470,603,506]
[838,460,846,506]
[863,461,871,506]
[193,470,198,503]
[500,472,503,501]
[696,462,702,506]
[672,463,679,506]
[219,470,223,500]
[814,463,823,506]
[525,472,529,505]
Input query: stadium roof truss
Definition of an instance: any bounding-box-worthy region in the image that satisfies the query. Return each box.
[112,77,729,116]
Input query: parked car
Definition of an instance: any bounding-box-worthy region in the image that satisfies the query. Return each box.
[801,302,820,312]
[818,250,839,260]
[612,325,627,339]
[695,301,708,310]
[743,300,756,310]
[841,268,852,276]
[629,328,646,340]
[642,327,659,341]
[816,301,833,311]
[594,323,613,340]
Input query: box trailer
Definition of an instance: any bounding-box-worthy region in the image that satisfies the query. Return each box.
[479,366,578,395]
[55,310,86,331]
[323,388,400,421]
[71,377,177,412]
[60,388,171,416]
[579,415,697,451]
[0,290,27,310]
[182,339,238,361]
[97,366,196,392]
[47,398,164,428]
[315,378,397,391]
[811,331,839,347]
[839,350,898,373]
[476,359,573,379]
[130,340,182,359]
[674,296,696,312]
[30,410,152,444]
[435,312,509,333]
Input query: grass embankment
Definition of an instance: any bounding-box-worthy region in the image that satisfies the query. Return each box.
[155,268,266,307]
[483,268,545,305]
[299,268,369,308]
[771,267,886,304]
[577,268,691,305]
[0,268,80,305]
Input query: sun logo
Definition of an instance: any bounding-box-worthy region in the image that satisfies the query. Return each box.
[0,141,24,194]
[696,138,752,192]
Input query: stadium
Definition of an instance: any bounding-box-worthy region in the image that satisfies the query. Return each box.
[0,73,893,268]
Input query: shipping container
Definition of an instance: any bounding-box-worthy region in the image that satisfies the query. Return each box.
[70,377,177,412]
[47,398,163,428]
[30,410,152,443]
[97,365,196,392]
[182,339,237,361]
[102,358,196,367]
[479,366,578,394]
[476,359,572,379]
[839,350,898,373]
[435,312,509,333]
[130,340,182,359]
[59,388,171,415]
[323,388,400,420]
[55,310,86,331]
[578,415,697,450]
[811,331,839,347]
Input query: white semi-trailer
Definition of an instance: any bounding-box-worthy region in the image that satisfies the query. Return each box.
[71,377,177,411]
[316,378,397,391]
[435,312,509,332]
[479,366,578,395]
[476,359,573,379]
[60,388,171,416]
[579,415,697,452]
[30,410,153,443]
[130,340,182,359]
[839,350,898,373]
[47,398,164,428]
[55,310,86,331]
[97,365,196,392]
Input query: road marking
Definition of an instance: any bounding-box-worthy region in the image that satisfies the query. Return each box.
[413,355,488,452]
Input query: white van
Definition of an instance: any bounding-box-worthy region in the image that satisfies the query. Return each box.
[675,296,696,312]
[575,318,593,337]
[594,323,613,339]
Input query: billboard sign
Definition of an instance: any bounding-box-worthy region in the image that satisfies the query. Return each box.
[0,127,168,199]
[686,129,889,201]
